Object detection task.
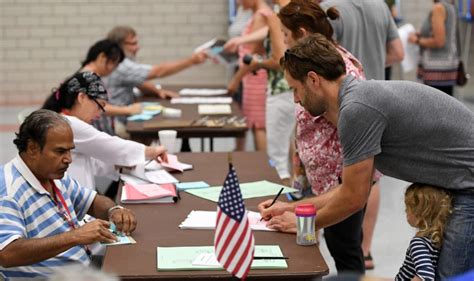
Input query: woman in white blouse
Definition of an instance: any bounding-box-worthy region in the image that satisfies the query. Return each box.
[42,71,167,191]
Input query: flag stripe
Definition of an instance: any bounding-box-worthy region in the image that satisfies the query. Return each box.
[219,214,247,264]
[223,218,248,268]
[214,164,254,279]
[216,214,240,261]
[215,211,230,249]
[230,219,254,274]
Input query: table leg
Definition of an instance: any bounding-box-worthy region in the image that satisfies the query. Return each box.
[181,138,192,152]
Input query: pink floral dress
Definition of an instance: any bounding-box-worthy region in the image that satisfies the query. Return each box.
[295,46,380,196]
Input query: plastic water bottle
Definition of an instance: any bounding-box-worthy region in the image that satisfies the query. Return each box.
[295,203,317,245]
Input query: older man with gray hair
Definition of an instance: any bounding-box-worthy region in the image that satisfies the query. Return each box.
[0,109,136,279]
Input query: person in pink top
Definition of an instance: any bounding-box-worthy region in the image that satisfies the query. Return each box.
[259,0,381,274]
[228,0,272,151]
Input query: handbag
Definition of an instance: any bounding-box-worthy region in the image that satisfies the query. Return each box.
[456,61,469,86]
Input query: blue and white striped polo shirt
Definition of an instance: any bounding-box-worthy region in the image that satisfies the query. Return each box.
[0,156,96,280]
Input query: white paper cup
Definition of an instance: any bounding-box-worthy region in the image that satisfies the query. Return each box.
[158,130,177,153]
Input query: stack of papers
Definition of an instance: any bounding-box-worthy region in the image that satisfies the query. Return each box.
[127,102,163,122]
[121,163,178,185]
[198,104,232,115]
[102,223,136,245]
[121,183,178,204]
[175,181,210,191]
[157,245,287,271]
[170,97,233,104]
[146,154,193,173]
[179,210,275,231]
[120,154,192,186]
[179,88,228,96]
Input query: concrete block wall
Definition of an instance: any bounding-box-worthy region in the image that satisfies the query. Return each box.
[0,0,229,105]
[0,0,473,105]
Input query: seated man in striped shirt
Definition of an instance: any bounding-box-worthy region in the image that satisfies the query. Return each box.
[0,109,137,279]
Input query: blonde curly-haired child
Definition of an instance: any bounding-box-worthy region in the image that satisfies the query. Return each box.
[396,183,452,281]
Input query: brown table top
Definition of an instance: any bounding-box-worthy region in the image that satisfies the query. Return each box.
[102,152,329,280]
[127,85,246,140]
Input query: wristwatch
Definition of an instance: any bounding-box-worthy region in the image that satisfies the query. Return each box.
[107,205,124,218]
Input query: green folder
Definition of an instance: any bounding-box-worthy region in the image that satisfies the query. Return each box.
[157,245,288,271]
[185,180,297,202]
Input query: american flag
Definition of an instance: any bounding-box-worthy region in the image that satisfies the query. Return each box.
[214,164,255,280]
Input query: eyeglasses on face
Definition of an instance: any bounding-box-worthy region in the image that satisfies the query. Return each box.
[90,97,106,113]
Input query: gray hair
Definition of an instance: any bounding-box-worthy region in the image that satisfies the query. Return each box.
[13,109,69,153]
[107,25,136,46]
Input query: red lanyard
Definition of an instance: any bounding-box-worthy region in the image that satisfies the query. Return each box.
[51,180,76,229]
[49,180,92,260]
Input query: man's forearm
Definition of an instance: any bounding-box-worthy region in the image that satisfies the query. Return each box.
[150,57,195,78]
[87,194,116,220]
[385,38,404,66]
[0,232,77,268]
[314,186,365,231]
[314,158,374,230]
[138,81,161,97]
[287,185,339,212]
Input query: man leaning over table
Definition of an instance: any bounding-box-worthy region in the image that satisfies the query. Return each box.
[105,25,208,138]
[258,34,474,279]
[0,109,136,279]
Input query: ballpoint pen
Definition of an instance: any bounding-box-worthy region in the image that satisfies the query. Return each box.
[253,256,289,260]
[259,187,285,222]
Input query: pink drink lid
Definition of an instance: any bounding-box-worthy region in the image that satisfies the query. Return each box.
[295,203,316,216]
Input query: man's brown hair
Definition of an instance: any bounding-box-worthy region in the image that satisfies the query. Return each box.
[280,33,346,82]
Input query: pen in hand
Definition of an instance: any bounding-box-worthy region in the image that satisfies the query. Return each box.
[259,187,285,222]
[145,158,155,167]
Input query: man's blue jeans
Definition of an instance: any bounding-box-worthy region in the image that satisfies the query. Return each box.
[437,190,474,279]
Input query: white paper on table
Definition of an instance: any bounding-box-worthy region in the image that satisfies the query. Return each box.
[145,169,179,184]
[398,23,420,73]
[179,88,228,96]
[128,163,147,180]
[170,97,233,104]
[120,174,150,185]
[179,210,275,231]
[124,163,178,184]
[192,253,221,266]
[198,104,232,115]
[146,156,193,172]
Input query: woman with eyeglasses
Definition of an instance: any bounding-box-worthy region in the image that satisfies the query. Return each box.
[270,0,380,273]
[80,39,143,136]
[42,72,167,193]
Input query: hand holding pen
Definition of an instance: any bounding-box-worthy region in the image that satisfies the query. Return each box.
[258,187,287,222]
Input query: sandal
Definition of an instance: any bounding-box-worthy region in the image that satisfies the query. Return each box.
[364,252,375,270]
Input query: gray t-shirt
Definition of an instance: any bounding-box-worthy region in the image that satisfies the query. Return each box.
[103,58,152,123]
[321,0,399,80]
[338,75,474,190]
